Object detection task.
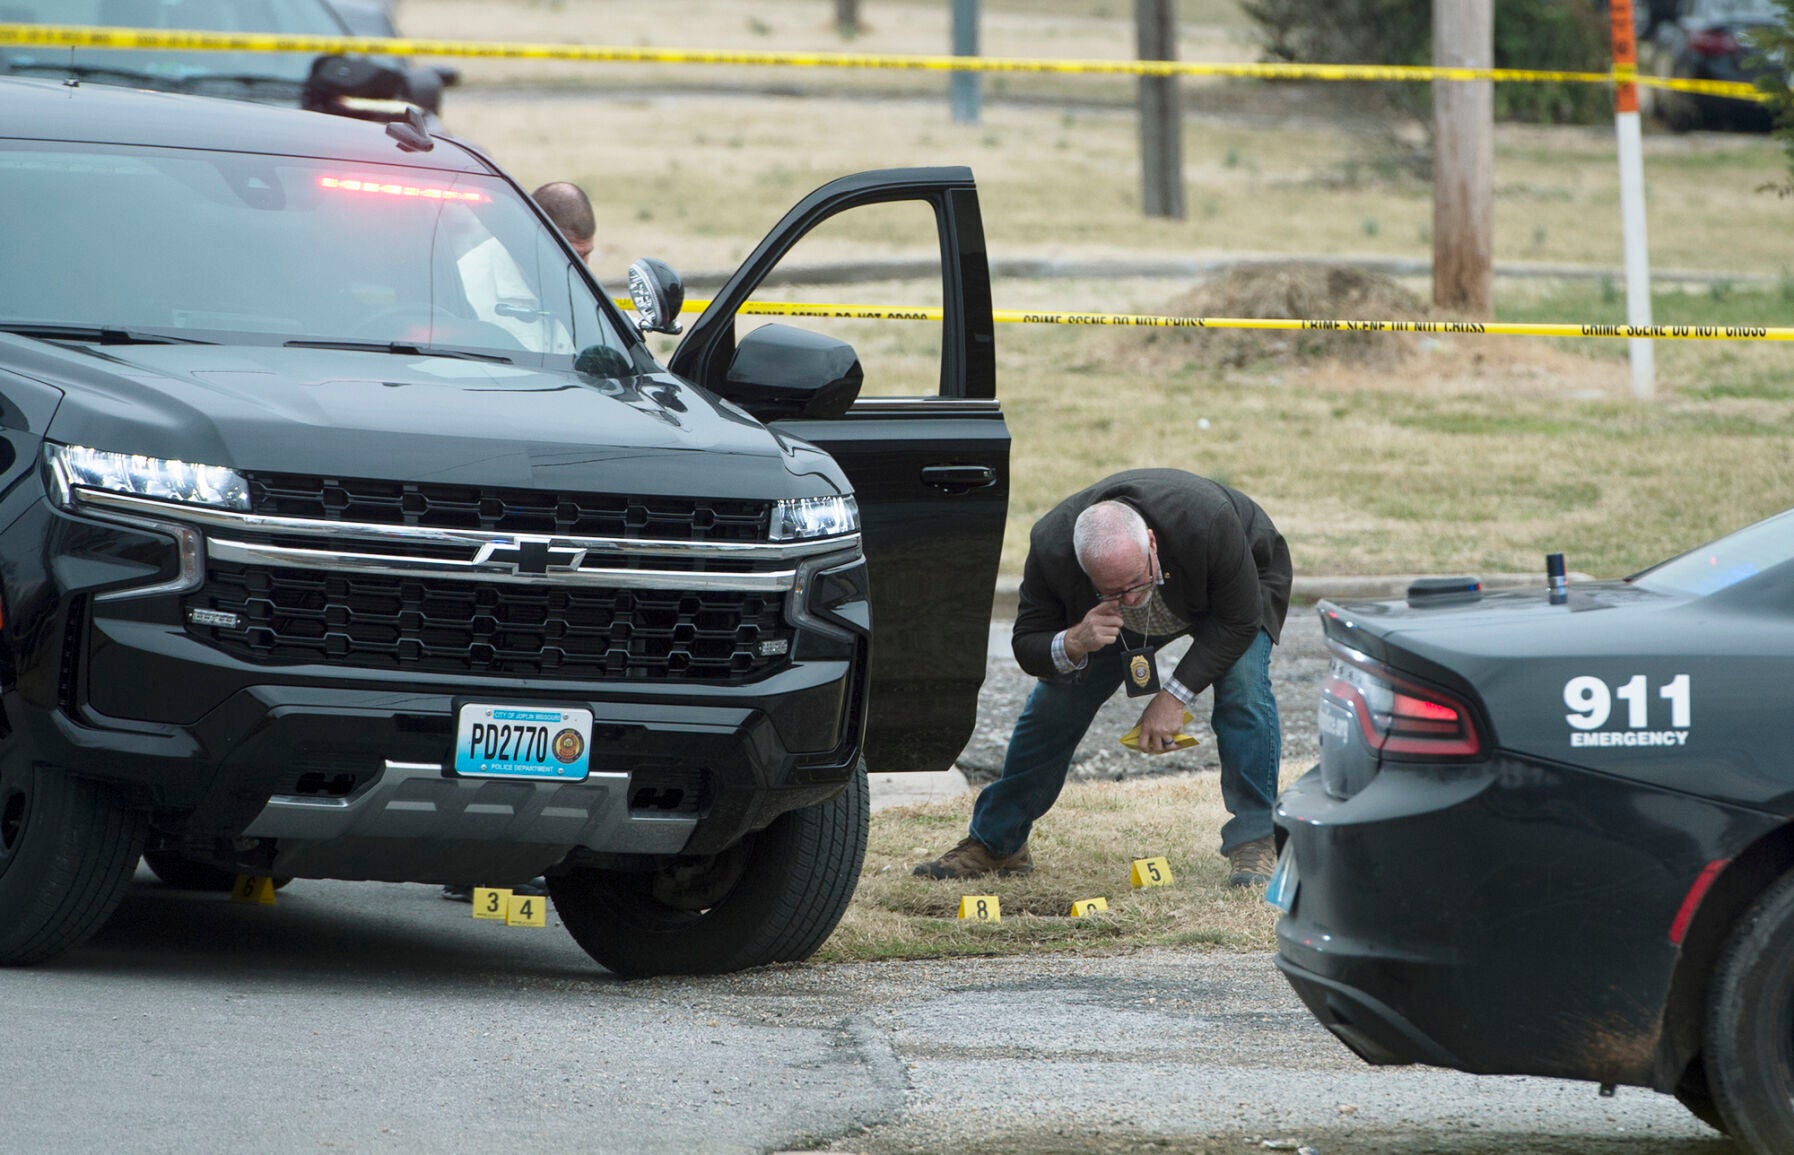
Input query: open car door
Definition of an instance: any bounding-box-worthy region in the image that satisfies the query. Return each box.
[669,167,1008,774]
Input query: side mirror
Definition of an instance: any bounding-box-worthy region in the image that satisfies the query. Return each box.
[721,324,863,421]
[627,258,685,336]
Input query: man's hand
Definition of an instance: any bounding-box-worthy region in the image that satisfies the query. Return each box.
[1132,691,1188,754]
[1063,599,1124,664]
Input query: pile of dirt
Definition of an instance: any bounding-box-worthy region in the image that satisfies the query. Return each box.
[1123,262,1430,372]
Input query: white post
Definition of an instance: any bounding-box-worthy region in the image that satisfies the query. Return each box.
[1610,0,1655,400]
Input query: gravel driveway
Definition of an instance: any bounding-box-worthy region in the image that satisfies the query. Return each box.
[955,607,1328,786]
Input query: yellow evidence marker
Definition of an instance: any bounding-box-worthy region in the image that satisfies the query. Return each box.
[472,887,511,921]
[1119,709,1199,753]
[957,895,1001,923]
[1070,897,1109,917]
[505,892,547,928]
[1130,857,1174,889]
[230,875,277,905]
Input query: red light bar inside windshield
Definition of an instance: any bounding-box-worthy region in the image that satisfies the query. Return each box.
[318,176,488,203]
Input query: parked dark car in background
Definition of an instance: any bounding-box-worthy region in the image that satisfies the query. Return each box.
[1642,0,1782,130]
[320,0,458,116]
[0,0,452,121]
[1271,510,1794,1154]
[0,77,1007,977]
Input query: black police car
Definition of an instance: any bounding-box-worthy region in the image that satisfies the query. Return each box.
[1,0,453,123]
[0,77,1007,976]
[1272,509,1794,1152]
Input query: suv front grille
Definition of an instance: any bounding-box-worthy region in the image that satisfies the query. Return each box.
[244,473,770,542]
[190,564,791,683]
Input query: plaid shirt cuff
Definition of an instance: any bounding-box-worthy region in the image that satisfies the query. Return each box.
[1051,630,1088,675]
[1164,675,1197,706]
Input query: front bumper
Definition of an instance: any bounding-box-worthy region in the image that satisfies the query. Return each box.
[1272,755,1767,1087]
[2,495,871,877]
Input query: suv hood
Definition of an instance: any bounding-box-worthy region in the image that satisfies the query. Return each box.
[13,341,842,498]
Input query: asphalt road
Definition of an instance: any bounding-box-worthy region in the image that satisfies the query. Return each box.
[0,608,1735,1154]
[0,877,1729,1154]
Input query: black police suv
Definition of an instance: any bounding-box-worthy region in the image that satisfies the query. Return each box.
[1272,509,1794,1152]
[0,77,1007,976]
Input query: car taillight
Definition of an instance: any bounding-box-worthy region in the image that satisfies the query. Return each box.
[1688,28,1741,56]
[1322,641,1482,759]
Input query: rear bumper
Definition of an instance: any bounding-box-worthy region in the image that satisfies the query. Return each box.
[1272,952,1463,1069]
[1272,757,1762,1087]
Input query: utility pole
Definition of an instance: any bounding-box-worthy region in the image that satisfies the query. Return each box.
[835,0,862,37]
[950,0,981,125]
[1432,0,1493,316]
[1135,0,1184,219]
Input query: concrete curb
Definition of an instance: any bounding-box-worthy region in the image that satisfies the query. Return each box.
[988,571,1598,619]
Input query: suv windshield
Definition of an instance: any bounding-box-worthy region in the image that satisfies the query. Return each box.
[1,0,341,89]
[0,141,627,365]
[1632,508,1794,596]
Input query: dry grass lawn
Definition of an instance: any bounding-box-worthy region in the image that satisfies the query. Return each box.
[437,92,1794,292]
[400,0,1251,105]
[819,765,1307,964]
[430,78,1793,578]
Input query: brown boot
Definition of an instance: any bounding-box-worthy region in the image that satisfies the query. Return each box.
[1226,836,1276,888]
[912,836,1034,879]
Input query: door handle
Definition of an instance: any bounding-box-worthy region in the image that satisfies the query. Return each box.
[921,464,996,494]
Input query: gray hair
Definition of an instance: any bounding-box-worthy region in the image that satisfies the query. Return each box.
[1073,501,1148,572]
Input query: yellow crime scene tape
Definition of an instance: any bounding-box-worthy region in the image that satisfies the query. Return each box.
[0,23,1766,103]
[615,298,1794,342]
[8,22,1776,344]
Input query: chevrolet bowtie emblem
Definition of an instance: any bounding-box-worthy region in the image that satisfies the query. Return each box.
[473,537,588,576]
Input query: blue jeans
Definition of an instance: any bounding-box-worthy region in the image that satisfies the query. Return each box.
[969,628,1280,857]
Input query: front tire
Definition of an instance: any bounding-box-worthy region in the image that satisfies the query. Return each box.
[0,762,146,965]
[1705,871,1794,1150]
[550,761,869,977]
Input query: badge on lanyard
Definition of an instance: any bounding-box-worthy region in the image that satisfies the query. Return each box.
[1122,641,1161,698]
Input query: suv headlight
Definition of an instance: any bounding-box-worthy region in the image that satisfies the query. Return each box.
[47,443,250,511]
[769,495,859,541]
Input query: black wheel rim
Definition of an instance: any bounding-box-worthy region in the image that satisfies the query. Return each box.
[0,760,30,879]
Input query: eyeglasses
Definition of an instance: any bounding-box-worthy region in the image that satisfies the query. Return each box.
[1096,577,1157,604]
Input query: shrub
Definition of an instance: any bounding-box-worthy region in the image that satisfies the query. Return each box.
[1752,0,1794,195]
